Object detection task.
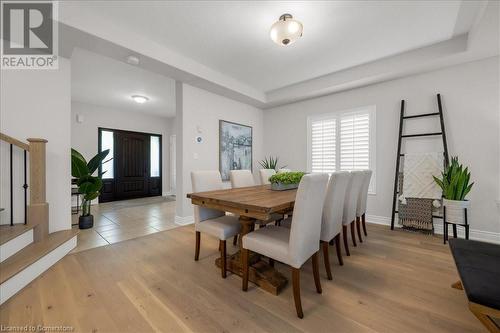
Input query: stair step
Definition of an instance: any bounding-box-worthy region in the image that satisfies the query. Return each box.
[0,229,79,285]
[0,224,35,246]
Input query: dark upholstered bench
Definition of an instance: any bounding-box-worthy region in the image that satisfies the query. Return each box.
[449,238,500,332]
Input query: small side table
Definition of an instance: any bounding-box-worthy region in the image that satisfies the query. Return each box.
[71,186,81,215]
[443,206,469,244]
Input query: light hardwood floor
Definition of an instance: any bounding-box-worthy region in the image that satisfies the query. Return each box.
[71,196,177,253]
[0,224,485,332]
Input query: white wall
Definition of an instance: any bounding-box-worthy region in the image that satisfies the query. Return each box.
[71,102,174,196]
[176,83,264,220]
[264,57,500,240]
[0,58,72,232]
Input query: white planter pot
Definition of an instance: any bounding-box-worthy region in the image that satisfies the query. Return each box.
[443,199,470,225]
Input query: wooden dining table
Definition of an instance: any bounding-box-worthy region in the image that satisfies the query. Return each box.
[187,185,297,295]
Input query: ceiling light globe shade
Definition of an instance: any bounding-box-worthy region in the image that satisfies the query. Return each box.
[131,95,149,104]
[270,14,303,46]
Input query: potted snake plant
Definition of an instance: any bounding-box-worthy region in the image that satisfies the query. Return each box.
[433,156,474,225]
[71,148,110,229]
[259,156,286,171]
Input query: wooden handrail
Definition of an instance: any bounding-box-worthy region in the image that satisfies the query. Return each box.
[1,132,48,241]
[0,132,29,151]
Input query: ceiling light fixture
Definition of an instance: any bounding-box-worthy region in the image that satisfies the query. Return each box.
[131,95,149,104]
[270,13,303,46]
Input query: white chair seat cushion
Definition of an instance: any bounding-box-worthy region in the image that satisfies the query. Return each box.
[242,225,290,266]
[195,215,241,240]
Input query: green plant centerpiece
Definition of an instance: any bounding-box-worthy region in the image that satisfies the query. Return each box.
[259,156,286,171]
[71,148,110,229]
[433,156,474,225]
[269,171,306,191]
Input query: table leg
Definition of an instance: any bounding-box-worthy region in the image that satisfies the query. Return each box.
[239,215,254,247]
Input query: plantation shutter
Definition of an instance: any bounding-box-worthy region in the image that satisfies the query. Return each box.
[310,118,336,173]
[340,112,370,171]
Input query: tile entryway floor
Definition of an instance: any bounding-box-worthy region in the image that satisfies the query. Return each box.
[71,196,177,253]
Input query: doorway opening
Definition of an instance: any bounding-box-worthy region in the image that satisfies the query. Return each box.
[98,127,162,203]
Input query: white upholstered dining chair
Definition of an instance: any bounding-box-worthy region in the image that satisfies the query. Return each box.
[191,171,241,278]
[277,168,291,173]
[356,170,373,238]
[229,170,255,188]
[241,173,329,318]
[320,171,351,280]
[259,169,276,185]
[342,171,365,256]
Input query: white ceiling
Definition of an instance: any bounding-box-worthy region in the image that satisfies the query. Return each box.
[61,0,477,92]
[71,48,176,117]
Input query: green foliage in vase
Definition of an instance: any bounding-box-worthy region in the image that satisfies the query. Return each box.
[71,148,111,216]
[433,156,473,201]
[259,156,286,171]
[269,172,306,185]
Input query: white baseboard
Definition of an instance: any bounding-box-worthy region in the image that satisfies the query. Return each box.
[0,229,33,263]
[366,214,500,244]
[175,215,194,226]
[0,235,77,305]
[366,214,394,227]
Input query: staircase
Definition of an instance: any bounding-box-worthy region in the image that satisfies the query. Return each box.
[0,133,78,305]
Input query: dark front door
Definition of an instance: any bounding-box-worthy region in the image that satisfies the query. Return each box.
[99,128,162,203]
[116,131,150,199]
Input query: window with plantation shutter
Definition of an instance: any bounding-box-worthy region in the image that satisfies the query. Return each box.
[308,106,376,193]
[340,112,370,171]
[310,118,336,173]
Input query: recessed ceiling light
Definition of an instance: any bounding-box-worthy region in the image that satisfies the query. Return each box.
[131,95,149,104]
[270,14,303,46]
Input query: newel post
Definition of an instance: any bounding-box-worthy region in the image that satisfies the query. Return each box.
[27,138,49,241]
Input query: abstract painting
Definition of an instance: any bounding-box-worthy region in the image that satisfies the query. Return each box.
[219,120,252,181]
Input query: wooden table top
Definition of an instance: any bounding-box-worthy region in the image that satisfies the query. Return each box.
[187,185,297,219]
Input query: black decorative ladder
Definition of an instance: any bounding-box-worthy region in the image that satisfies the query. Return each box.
[390,93,450,230]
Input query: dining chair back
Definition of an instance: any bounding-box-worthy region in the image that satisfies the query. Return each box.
[288,173,329,268]
[341,171,366,255]
[259,169,276,185]
[321,171,351,242]
[277,168,291,173]
[343,171,365,226]
[241,173,328,318]
[191,171,225,223]
[191,170,240,279]
[320,171,351,278]
[357,170,372,217]
[356,170,373,237]
[230,170,255,188]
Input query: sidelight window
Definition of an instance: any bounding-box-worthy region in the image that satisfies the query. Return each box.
[100,130,114,179]
[150,136,160,177]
